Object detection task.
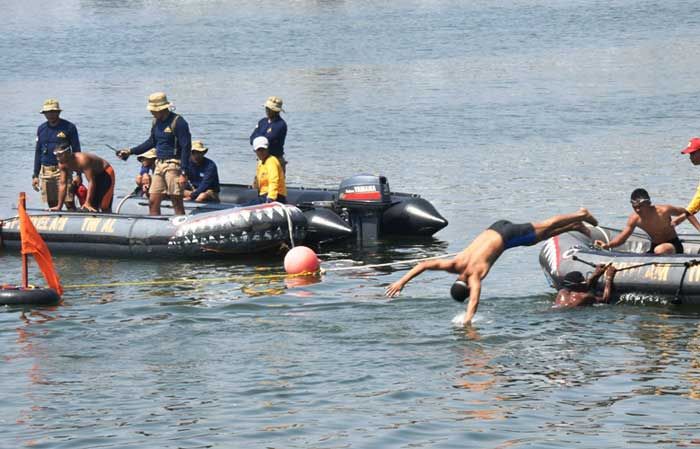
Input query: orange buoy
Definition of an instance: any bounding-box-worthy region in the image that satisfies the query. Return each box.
[284,246,320,274]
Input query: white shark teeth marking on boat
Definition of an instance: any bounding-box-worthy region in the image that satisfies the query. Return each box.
[240,210,251,223]
[542,239,558,274]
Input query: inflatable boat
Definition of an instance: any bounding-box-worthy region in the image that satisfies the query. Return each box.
[0,202,306,258]
[0,285,61,307]
[539,226,700,305]
[116,174,448,245]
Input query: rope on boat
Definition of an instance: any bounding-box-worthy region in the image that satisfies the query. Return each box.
[571,255,698,272]
[281,204,296,248]
[572,254,700,303]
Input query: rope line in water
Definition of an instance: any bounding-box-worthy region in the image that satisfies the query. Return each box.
[62,252,459,290]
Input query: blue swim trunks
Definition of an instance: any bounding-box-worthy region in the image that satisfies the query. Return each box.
[488,220,537,250]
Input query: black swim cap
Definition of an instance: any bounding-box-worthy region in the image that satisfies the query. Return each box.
[450,280,469,302]
[561,271,586,290]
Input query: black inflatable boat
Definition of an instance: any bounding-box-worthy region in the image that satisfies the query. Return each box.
[539,226,700,305]
[0,286,61,307]
[1,202,306,258]
[116,174,448,245]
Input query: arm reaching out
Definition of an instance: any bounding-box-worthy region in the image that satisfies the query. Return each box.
[385,259,456,298]
[598,215,637,250]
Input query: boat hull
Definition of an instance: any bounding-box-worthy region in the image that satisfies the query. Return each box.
[539,226,700,305]
[1,203,307,258]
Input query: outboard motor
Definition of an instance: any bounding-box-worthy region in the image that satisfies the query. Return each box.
[337,174,392,245]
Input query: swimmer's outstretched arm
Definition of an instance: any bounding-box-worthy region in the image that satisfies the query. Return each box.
[461,275,482,325]
[384,259,456,298]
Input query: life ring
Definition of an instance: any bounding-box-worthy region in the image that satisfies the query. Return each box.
[0,286,61,307]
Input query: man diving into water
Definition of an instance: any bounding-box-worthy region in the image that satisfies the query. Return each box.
[385,209,598,326]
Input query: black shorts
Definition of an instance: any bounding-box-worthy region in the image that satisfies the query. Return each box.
[488,220,537,250]
[648,237,684,254]
[89,166,115,211]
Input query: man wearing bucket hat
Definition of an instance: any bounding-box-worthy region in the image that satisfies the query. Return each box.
[672,138,700,233]
[33,98,82,210]
[252,136,286,204]
[135,148,157,195]
[117,92,192,215]
[250,96,287,171]
[184,140,220,203]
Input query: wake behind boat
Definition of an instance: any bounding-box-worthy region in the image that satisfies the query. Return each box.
[540,225,700,305]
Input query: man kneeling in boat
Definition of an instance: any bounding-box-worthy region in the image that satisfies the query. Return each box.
[595,188,694,255]
[554,264,616,308]
[184,140,220,203]
[385,209,598,326]
[51,142,115,213]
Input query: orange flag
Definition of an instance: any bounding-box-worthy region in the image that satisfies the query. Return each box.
[18,194,63,295]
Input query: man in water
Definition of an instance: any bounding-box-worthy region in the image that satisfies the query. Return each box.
[553,264,616,308]
[385,209,598,326]
[52,142,115,213]
[594,188,692,254]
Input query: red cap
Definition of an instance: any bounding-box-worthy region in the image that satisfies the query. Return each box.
[681,138,700,154]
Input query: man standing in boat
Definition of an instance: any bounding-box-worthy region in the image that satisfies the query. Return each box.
[184,140,220,203]
[117,92,191,215]
[385,209,598,326]
[250,96,287,171]
[33,98,83,210]
[52,142,115,213]
[594,188,694,254]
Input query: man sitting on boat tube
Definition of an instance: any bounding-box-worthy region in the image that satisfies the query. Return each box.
[595,188,695,255]
[184,140,220,203]
[251,136,287,204]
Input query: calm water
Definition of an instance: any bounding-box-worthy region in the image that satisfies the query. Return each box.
[2,0,700,447]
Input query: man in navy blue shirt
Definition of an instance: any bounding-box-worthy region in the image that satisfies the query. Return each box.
[117,92,191,215]
[33,98,82,210]
[250,96,287,170]
[184,140,220,203]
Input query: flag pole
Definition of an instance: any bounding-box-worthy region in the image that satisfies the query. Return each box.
[19,192,28,288]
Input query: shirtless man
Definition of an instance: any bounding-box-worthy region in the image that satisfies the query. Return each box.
[385,209,598,326]
[51,143,116,213]
[594,188,693,255]
[553,264,616,308]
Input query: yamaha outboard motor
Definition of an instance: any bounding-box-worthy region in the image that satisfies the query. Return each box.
[337,174,392,245]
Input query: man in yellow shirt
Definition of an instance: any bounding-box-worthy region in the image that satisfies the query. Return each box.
[673,138,700,232]
[252,136,287,203]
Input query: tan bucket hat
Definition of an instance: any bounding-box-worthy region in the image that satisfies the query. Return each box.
[136,148,157,161]
[147,92,171,112]
[191,140,208,153]
[264,96,284,112]
[40,98,61,113]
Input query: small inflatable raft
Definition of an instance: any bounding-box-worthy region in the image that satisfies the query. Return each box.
[539,226,700,305]
[0,285,61,307]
